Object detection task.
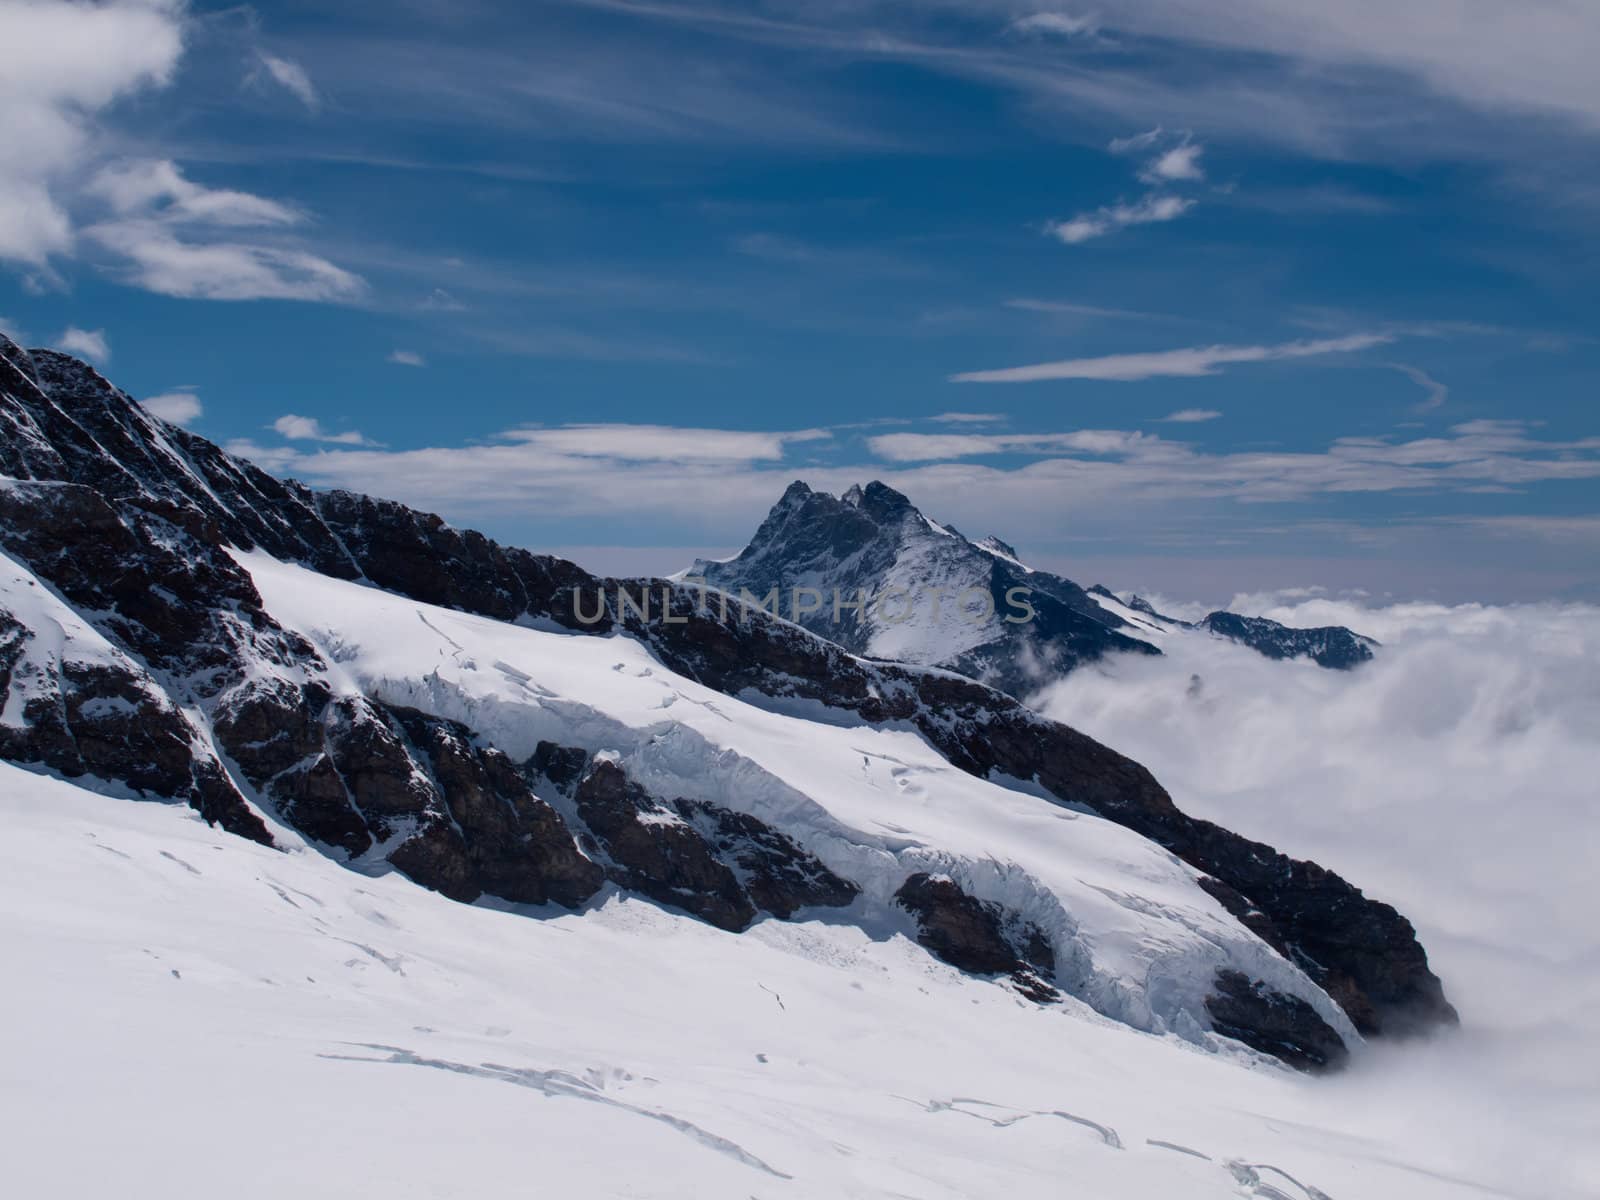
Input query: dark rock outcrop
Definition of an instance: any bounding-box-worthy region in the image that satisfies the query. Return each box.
[388,707,604,907]
[675,798,859,918]
[895,873,1059,1003]
[0,609,271,844]
[1206,969,1350,1073]
[564,758,859,931]
[572,759,757,931]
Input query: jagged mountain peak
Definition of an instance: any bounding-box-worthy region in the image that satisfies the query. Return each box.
[689,478,1153,692]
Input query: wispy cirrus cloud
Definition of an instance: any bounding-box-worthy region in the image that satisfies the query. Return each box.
[1159,408,1223,423]
[1004,298,1170,321]
[1388,362,1450,410]
[952,332,1392,383]
[502,424,830,462]
[256,53,320,111]
[1005,12,1100,39]
[87,222,365,302]
[1047,194,1194,244]
[83,157,364,303]
[1048,127,1206,244]
[88,160,300,228]
[388,350,426,367]
[869,429,1154,461]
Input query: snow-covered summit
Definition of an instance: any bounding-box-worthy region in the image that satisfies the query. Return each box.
[687,480,1156,695]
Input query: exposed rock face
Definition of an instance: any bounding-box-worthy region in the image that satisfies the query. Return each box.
[1206,969,1350,1073]
[572,758,758,931]
[564,757,859,931]
[895,873,1059,1004]
[0,335,1455,1064]
[387,706,605,907]
[686,480,1158,697]
[0,607,271,845]
[1199,611,1377,670]
[675,798,858,918]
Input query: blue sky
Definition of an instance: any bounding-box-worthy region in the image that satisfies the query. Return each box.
[3,0,1599,601]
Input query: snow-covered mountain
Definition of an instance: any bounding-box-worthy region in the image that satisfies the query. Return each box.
[1,334,1469,1192]
[687,481,1375,696]
[685,481,1158,696]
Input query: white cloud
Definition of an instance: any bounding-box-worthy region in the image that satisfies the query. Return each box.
[1034,597,1600,1196]
[1139,141,1205,183]
[0,4,358,302]
[388,350,427,367]
[81,157,363,302]
[258,53,320,111]
[503,424,830,463]
[869,429,1154,462]
[1159,408,1222,423]
[87,222,365,302]
[1073,0,1600,133]
[1006,12,1098,38]
[1110,127,1205,183]
[89,160,300,227]
[1108,127,1167,155]
[952,332,1392,383]
[141,390,202,426]
[931,411,1005,424]
[54,326,108,362]
[271,414,371,445]
[1050,127,1207,243]
[1048,193,1193,244]
[1388,362,1449,410]
[0,0,182,267]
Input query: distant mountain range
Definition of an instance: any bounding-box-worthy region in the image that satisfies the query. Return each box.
[688,480,1376,698]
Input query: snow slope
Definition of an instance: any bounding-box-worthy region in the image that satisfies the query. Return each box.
[0,761,1510,1200]
[234,550,1354,1051]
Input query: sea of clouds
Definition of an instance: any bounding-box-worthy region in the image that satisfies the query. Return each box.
[1036,594,1600,1196]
